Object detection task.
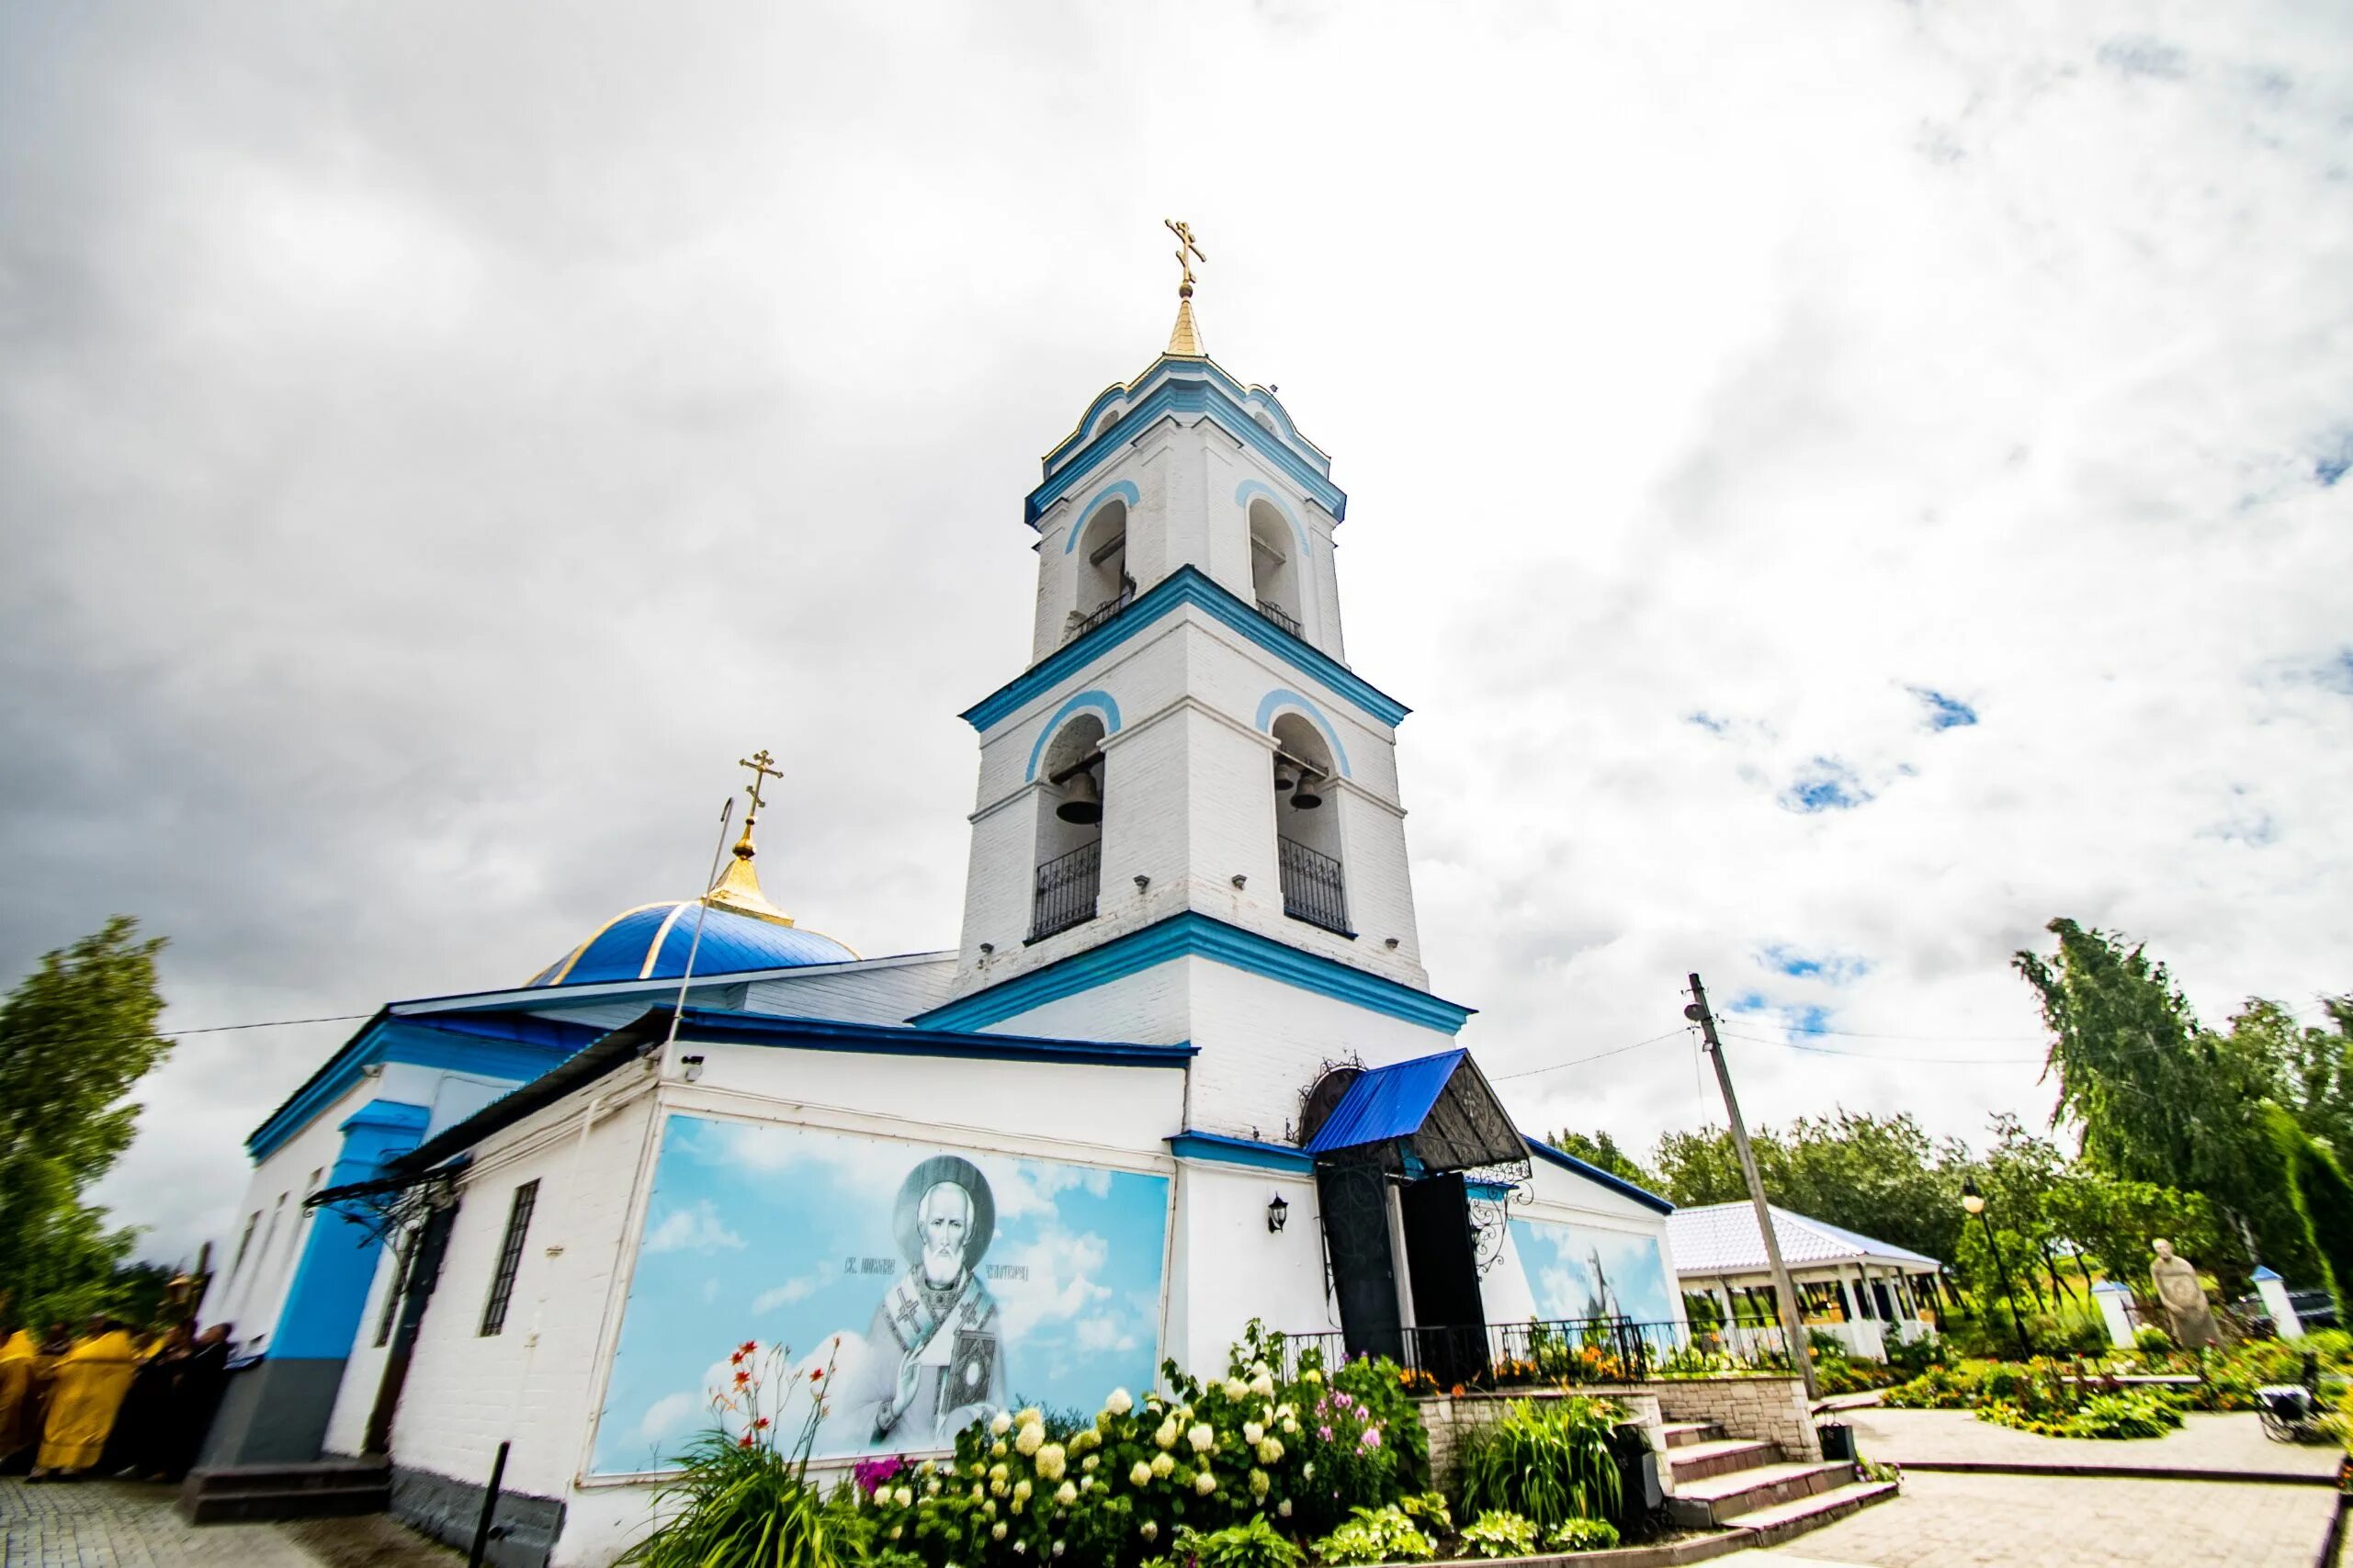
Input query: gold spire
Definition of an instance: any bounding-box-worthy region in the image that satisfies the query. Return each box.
[706,748,795,926]
[1164,218,1206,357]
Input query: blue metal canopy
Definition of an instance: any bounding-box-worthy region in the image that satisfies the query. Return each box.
[1302,1049,1524,1172]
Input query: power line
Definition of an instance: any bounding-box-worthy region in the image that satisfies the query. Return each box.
[1719,1030,2046,1066]
[160,1011,373,1038]
[1491,1027,1693,1081]
[1717,1012,2046,1044]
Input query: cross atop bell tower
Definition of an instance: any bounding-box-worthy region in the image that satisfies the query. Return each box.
[920,236,1467,1134]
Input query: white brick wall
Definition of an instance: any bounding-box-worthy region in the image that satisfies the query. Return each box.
[1171,1162,1329,1373]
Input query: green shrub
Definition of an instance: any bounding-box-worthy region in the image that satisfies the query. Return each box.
[1546,1518,1621,1551]
[1172,1515,1304,1568]
[1455,1511,1538,1559]
[1456,1398,1622,1536]
[1977,1386,2184,1439]
[1310,1505,1433,1565]
[2133,1325,2175,1355]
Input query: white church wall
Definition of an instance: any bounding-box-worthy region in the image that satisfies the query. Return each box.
[1171,1161,1330,1374]
[971,956,1192,1045]
[682,1040,1184,1156]
[388,1081,662,1515]
[1181,961,1463,1138]
[1305,508,1345,661]
[322,1240,401,1455]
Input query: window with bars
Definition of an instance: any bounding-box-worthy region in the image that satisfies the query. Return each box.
[373,1231,413,1348]
[479,1180,539,1337]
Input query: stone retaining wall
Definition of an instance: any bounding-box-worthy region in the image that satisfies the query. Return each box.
[1416,1375,1817,1495]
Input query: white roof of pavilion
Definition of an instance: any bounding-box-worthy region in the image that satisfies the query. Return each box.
[1669,1202,1941,1278]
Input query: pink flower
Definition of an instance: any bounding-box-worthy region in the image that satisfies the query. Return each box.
[1360,1427,1382,1450]
[1319,1427,1333,1441]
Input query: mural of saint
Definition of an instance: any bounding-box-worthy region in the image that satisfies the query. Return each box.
[841,1155,1010,1445]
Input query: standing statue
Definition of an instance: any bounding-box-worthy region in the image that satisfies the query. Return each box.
[2149,1238,2220,1349]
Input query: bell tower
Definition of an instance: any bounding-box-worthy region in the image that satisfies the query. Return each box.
[917,228,1471,1131]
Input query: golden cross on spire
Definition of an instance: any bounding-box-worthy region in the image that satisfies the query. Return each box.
[1164,219,1206,299]
[737,748,783,827]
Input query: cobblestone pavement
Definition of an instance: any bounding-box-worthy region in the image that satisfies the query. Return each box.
[1845,1406,2342,1478]
[0,1477,328,1568]
[1734,1471,2340,1567]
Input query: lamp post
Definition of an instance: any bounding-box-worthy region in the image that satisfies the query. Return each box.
[1962,1177,2033,1360]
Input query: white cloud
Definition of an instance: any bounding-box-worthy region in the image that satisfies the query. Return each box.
[12,0,2345,1262]
[752,1274,823,1314]
[641,1201,745,1257]
[638,1391,697,1444]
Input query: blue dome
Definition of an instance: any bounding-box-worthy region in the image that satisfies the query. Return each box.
[528,901,858,987]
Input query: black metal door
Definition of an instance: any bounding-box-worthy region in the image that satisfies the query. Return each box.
[1400,1173,1487,1386]
[1316,1155,1402,1362]
[365,1194,460,1455]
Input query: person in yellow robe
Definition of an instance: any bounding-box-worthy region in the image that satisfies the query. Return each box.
[0,1324,38,1468]
[31,1319,142,1478]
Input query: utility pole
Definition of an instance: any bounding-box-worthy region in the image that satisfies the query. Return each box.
[1686,973,1817,1401]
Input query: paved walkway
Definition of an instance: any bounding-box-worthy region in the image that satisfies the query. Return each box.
[0,1478,327,1568]
[0,1477,458,1568]
[1842,1405,2342,1479]
[1729,1471,2340,1567]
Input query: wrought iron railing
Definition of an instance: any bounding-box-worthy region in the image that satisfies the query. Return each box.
[1256,598,1303,637]
[1028,840,1101,942]
[1069,585,1135,642]
[1268,1316,1797,1391]
[1278,836,1350,934]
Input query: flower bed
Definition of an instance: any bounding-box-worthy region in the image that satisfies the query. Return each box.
[621,1322,1643,1568]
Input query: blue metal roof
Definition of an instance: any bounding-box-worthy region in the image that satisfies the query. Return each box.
[530,902,857,987]
[1304,1049,1467,1155]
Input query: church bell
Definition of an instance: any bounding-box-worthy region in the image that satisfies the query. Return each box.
[1273,756,1299,793]
[1288,771,1323,811]
[1057,765,1103,824]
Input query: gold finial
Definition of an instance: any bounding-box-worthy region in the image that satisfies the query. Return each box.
[707,748,795,925]
[1164,218,1206,357]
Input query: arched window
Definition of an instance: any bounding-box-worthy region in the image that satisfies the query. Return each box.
[1270,714,1348,935]
[1068,502,1133,641]
[1249,500,1303,639]
[1031,716,1106,940]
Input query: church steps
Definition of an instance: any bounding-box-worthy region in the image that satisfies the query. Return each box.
[178,1459,390,1525]
[1666,1437,1780,1482]
[1667,1459,1855,1528]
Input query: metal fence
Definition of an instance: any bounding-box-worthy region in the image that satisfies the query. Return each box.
[1269,1316,1797,1391]
[1256,599,1304,638]
[1277,836,1350,934]
[1028,841,1101,941]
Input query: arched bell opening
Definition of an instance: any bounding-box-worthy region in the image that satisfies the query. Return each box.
[1248,499,1304,639]
[1030,716,1106,940]
[1069,501,1133,640]
[1270,713,1348,935]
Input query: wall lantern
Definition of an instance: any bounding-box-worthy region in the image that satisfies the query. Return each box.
[680,1054,707,1083]
[1266,1193,1290,1234]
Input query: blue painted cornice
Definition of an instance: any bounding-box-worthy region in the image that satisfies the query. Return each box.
[668,1007,1195,1069]
[960,565,1410,735]
[911,910,1474,1035]
[1030,360,1346,527]
[1168,1130,1314,1174]
[1525,1136,1676,1215]
[246,1011,596,1162]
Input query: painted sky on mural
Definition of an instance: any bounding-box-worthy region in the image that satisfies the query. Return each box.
[1511,1219,1677,1326]
[593,1115,1169,1474]
[3,1,2346,1262]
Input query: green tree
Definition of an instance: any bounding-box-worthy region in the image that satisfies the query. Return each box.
[1546,1129,1655,1190]
[2267,1106,2353,1321]
[2016,919,2313,1286]
[0,917,173,1324]
[2038,1168,2220,1289]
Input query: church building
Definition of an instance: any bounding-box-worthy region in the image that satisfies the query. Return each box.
[195,240,1682,1565]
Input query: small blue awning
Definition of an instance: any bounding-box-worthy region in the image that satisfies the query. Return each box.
[1302,1049,1524,1172]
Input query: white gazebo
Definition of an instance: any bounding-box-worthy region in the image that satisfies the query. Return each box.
[1668,1202,1942,1361]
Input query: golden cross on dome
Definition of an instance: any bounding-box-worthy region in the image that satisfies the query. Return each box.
[1165,219,1206,297]
[737,749,783,826]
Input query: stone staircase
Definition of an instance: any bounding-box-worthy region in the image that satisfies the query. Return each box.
[1659,1420,1896,1546]
[177,1458,390,1524]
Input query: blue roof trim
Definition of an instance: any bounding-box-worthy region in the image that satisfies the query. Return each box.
[1168,1131,1315,1173]
[911,910,1474,1035]
[1525,1136,1676,1215]
[247,1011,595,1161]
[1304,1050,1467,1154]
[1042,358,1332,490]
[1030,376,1344,527]
[960,565,1410,735]
[669,1007,1195,1069]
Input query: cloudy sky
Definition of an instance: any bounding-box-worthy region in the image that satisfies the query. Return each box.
[3,1,2347,1265]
